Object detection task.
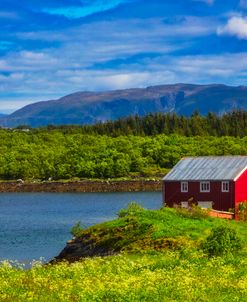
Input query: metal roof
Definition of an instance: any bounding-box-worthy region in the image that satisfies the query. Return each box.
[163,156,247,181]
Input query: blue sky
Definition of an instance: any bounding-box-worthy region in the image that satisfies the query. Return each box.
[0,0,247,113]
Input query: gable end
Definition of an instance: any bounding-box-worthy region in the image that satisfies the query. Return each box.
[234,166,247,181]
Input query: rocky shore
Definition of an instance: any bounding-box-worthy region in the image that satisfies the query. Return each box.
[51,235,118,263]
[0,179,161,193]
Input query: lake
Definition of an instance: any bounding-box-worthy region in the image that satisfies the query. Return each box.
[0,192,162,264]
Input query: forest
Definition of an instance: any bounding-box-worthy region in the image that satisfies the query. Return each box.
[40,110,247,137]
[0,128,246,180]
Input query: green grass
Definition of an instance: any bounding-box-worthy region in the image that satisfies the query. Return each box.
[1,204,247,301]
[1,252,247,301]
[73,204,247,254]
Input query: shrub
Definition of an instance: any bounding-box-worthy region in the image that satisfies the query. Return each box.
[117,202,144,218]
[202,226,242,257]
[236,201,247,221]
[70,221,84,237]
[175,203,210,219]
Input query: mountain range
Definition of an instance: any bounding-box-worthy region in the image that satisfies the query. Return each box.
[0,83,247,127]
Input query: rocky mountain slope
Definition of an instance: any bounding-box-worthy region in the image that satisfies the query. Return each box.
[1,83,247,127]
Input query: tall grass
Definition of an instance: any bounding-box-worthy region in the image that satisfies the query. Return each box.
[1,252,247,301]
[1,205,246,301]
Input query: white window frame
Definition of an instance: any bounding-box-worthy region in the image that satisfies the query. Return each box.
[221,181,229,192]
[200,181,210,193]
[181,181,188,193]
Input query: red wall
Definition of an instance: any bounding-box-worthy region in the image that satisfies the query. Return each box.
[235,168,247,208]
[163,180,234,212]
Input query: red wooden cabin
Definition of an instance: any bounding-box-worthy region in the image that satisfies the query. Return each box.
[163,156,247,212]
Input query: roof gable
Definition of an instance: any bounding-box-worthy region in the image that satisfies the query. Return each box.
[163,156,247,181]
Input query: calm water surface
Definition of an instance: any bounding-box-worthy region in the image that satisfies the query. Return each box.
[0,192,162,263]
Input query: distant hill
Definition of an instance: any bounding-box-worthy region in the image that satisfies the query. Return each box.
[0,83,247,127]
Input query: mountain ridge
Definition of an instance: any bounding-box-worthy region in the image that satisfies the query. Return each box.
[1,83,247,127]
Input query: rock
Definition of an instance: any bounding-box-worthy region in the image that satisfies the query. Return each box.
[16,179,24,184]
[51,236,118,264]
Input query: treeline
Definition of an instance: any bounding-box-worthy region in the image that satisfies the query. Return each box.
[0,130,246,180]
[39,110,247,137]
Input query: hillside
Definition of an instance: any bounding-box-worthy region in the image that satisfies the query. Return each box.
[53,203,247,263]
[1,83,247,127]
[1,204,246,301]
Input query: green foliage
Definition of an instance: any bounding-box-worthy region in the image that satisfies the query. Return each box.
[202,226,242,257]
[0,128,246,180]
[75,205,247,255]
[0,253,247,301]
[175,203,210,219]
[45,110,247,137]
[0,205,247,301]
[117,202,144,217]
[70,222,84,237]
[236,201,247,221]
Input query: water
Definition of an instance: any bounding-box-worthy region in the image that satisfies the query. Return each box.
[0,192,162,263]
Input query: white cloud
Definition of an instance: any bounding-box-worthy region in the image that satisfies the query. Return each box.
[0,99,40,113]
[168,53,247,78]
[5,17,217,74]
[0,51,58,72]
[13,17,217,70]
[1,51,247,113]
[0,16,245,113]
[17,31,68,42]
[61,69,176,90]
[217,16,247,39]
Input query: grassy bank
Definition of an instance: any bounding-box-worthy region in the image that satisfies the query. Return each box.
[1,205,247,301]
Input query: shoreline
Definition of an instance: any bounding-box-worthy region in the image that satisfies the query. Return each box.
[0,180,162,193]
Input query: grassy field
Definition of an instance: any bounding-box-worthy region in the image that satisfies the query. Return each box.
[1,205,247,301]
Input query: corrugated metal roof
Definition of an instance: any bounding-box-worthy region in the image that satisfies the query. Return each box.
[163,156,247,181]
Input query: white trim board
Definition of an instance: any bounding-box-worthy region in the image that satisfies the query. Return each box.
[234,166,247,181]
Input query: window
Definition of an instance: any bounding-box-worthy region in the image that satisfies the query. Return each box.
[200,181,210,192]
[222,181,229,192]
[181,181,188,192]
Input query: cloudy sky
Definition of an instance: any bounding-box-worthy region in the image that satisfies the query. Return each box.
[0,0,247,113]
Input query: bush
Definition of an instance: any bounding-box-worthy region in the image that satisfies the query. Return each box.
[202,226,242,257]
[70,221,84,237]
[117,202,144,218]
[236,201,247,221]
[175,203,210,219]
